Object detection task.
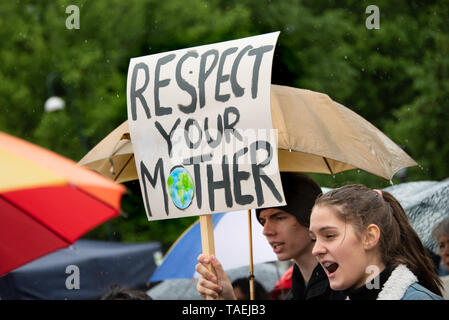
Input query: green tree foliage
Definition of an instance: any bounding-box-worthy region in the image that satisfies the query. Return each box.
[1,0,448,247]
[386,1,449,181]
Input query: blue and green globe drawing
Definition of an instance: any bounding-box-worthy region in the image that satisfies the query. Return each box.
[167,166,194,210]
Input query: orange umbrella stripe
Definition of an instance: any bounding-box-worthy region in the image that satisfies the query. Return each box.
[0,132,125,210]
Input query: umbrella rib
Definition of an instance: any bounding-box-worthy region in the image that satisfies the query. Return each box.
[114,154,134,182]
[323,157,334,175]
[0,194,72,245]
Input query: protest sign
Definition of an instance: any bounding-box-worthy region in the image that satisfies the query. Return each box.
[127,32,285,221]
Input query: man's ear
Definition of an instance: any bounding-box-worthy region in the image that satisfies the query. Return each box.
[363,224,381,250]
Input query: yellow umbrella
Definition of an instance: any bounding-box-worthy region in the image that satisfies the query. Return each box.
[79,84,417,182]
[79,121,135,183]
[78,84,417,300]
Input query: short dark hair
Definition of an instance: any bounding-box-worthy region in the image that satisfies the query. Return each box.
[100,284,152,300]
[232,277,270,300]
[256,172,322,227]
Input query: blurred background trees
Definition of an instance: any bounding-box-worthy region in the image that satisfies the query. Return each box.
[1,0,447,249]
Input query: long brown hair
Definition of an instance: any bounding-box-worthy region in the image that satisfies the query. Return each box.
[314,184,442,296]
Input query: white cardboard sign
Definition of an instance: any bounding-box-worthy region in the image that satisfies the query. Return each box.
[127,32,285,221]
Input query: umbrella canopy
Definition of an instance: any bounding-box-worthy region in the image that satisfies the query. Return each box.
[0,132,126,276]
[79,84,416,182]
[78,121,136,183]
[270,265,293,299]
[384,179,449,252]
[149,209,277,282]
[0,240,162,300]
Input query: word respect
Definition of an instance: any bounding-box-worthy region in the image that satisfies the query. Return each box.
[129,44,274,120]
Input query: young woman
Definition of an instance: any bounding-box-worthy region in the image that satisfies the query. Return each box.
[196,172,345,300]
[309,184,443,300]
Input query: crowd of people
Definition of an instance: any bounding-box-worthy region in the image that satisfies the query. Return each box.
[101,172,449,300]
[195,172,449,300]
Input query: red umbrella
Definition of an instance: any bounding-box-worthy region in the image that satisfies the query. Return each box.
[270,265,293,299]
[0,132,126,276]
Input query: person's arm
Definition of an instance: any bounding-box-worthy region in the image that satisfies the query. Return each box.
[195,254,236,300]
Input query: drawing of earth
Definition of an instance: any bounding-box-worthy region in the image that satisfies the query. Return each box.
[167,166,194,210]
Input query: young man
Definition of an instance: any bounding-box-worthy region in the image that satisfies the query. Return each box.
[195,172,344,300]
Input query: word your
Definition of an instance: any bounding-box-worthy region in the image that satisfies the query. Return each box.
[65,264,80,290]
[365,5,380,30]
[182,304,216,318]
[66,5,80,30]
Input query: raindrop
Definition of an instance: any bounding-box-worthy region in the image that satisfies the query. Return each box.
[361,68,365,72]
[84,39,88,43]
[344,55,348,60]
[106,59,110,63]
[116,93,120,98]
[100,97,103,101]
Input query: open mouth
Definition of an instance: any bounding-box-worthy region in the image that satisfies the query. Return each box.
[323,262,339,274]
[271,242,284,253]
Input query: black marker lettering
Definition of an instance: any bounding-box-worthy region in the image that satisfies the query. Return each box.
[184,119,202,149]
[250,140,282,206]
[154,53,175,116]
[130,62,151,120]
[215,47,238,102]
[154,118,181,157]
[140,159,168,216]
[233,147,254,205]
[231,45,253,97]
[199,49,219,108]
[248,45,274,99]
[204,114,223,148]
[207,155,232,211]
[223,106,242,143]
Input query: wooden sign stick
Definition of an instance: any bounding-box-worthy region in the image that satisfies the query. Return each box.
[199,214,218,300]
[248,209,255,300]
